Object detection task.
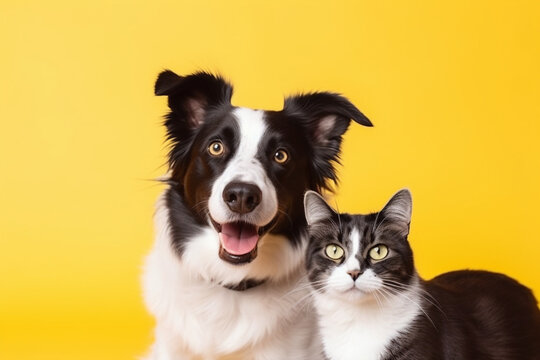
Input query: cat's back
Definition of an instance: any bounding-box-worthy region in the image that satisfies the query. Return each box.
[425,270,540,359]
[430,269,537,305]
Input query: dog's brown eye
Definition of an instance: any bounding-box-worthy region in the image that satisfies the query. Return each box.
[208,141,225,156]
[273,149,289,164]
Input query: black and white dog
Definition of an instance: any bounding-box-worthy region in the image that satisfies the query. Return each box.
[143,71,372,359]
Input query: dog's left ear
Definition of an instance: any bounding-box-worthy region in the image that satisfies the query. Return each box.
[284,92,372,139]
[283,92,372,188]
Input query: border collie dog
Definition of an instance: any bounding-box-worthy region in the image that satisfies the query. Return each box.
[143,70,372,360]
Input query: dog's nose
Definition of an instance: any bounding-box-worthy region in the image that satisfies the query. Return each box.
[223,182,262,214]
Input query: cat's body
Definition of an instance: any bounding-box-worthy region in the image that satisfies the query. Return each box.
[304,190,540,360]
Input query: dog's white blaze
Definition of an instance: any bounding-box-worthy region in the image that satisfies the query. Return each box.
[207,107,278,226]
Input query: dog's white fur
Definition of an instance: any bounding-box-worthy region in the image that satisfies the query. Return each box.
[143,109,323,360]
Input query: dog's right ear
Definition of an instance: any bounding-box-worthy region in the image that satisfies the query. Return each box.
[155,70,233,129]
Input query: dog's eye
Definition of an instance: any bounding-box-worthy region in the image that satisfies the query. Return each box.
[273,149,289,164]
[208,141,225,156]
[325,244,344,261]
[369,245,389,261]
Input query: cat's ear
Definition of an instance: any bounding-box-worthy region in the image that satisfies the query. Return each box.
[283,92,372,189]
[378,189,412,237]
[304,191,337,225]
[155,70,233,129]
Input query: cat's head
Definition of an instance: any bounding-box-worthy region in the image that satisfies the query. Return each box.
[303,190,415,303]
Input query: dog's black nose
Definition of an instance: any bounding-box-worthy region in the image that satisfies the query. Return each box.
[223,182,262,214]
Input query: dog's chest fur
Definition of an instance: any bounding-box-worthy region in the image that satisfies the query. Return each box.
[143,198,321,359]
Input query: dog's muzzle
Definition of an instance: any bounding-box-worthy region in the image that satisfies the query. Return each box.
[215,182,264,265]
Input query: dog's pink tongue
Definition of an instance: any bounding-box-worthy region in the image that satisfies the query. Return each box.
[219,223,259,256]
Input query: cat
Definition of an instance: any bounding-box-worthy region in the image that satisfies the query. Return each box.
[303,189,540,360]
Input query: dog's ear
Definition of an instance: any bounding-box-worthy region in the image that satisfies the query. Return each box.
[155,70,233,173]
[284,92,372,139]
[283,92,372,189]
[155,70,233,129]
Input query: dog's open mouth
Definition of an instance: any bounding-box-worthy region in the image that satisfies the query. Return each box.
[214,221,261,264]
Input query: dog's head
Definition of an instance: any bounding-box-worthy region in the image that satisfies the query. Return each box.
[156,70,372,268]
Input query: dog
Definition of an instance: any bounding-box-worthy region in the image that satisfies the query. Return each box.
[142,70,372,359]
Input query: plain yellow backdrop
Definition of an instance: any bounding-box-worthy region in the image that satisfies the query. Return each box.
[1,1,539,359]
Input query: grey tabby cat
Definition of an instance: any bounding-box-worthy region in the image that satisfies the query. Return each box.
[303,189,540,360]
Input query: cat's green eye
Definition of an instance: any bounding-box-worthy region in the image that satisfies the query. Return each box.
[369,245,389,261]
[325,244,344,261]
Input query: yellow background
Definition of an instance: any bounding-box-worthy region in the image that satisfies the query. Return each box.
[1,1,539,359]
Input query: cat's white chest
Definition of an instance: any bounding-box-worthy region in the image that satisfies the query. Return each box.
[315,292,420,360]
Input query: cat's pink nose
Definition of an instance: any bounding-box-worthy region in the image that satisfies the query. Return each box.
[348,270,361,281]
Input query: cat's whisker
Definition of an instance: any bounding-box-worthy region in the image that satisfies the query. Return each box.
[290,291,316,310]
[289,281,349,312]
[373,287,393,306]
[288,292,320,310]
[282,280,322,297]
[292,280,334,297]
[284,284,315,296]
[380,285,438,330]
[382,281,447,319]
[354,281,434,326]
[372,290,385,312]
